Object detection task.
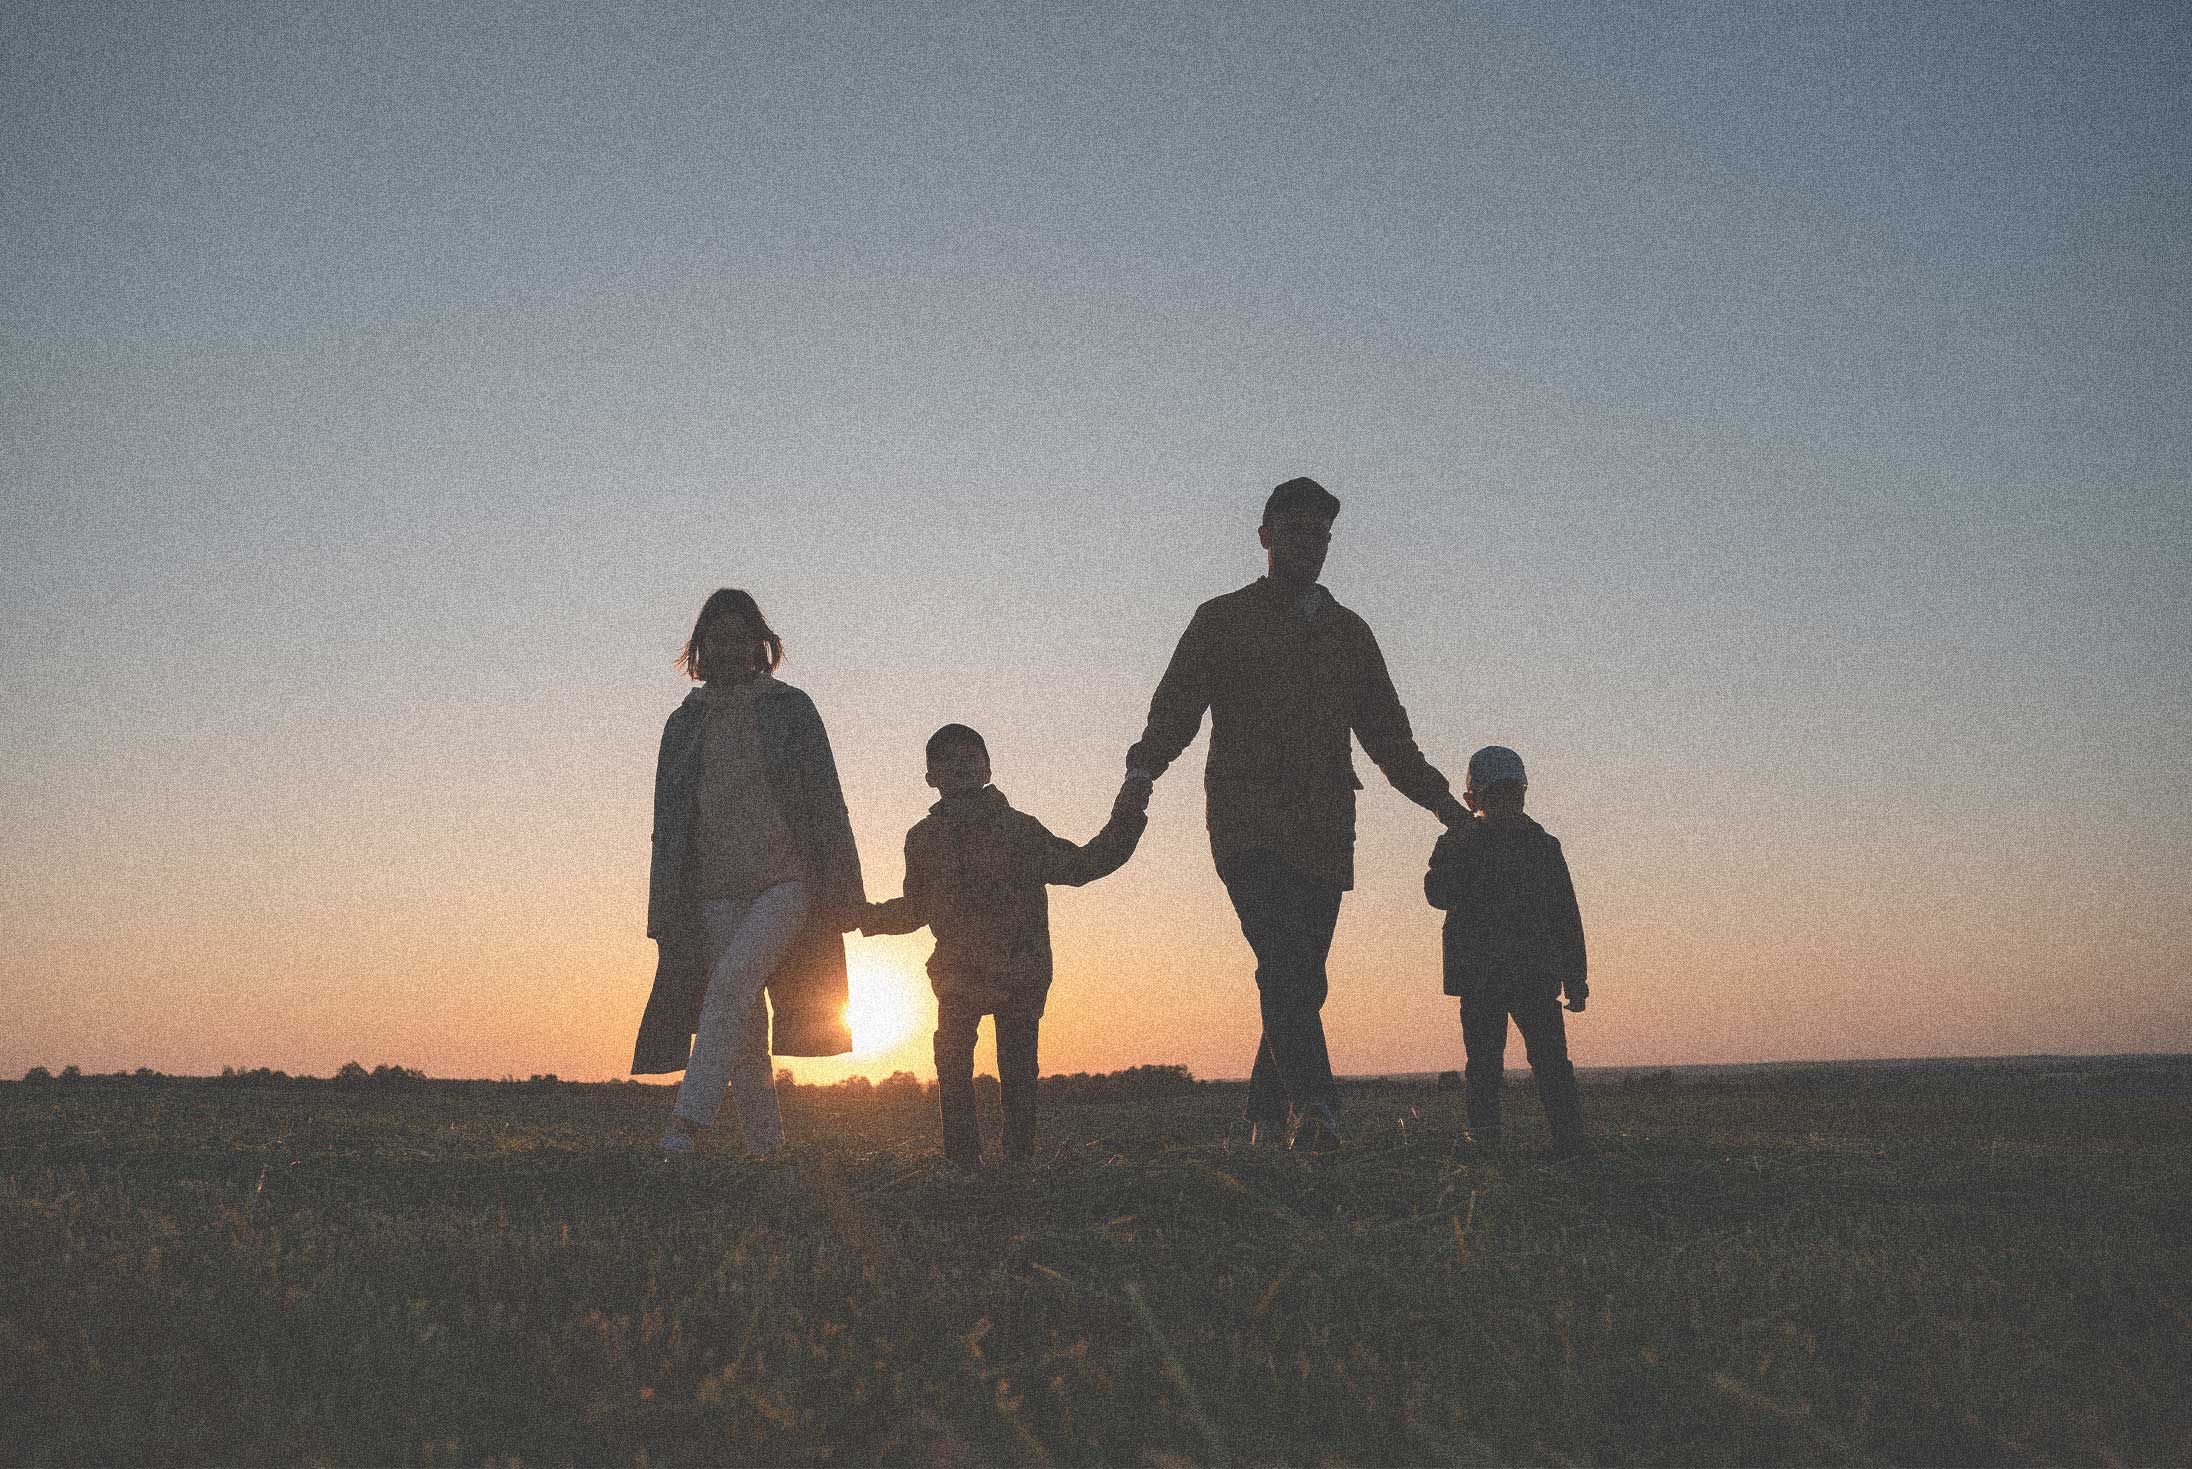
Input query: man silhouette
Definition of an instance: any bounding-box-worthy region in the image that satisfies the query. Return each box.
[1122,477,1467,1150]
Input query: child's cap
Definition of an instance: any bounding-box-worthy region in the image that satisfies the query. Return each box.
[1464,745,1527,794]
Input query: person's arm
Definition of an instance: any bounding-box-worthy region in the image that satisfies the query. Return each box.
[1036,799,1149,888]
[645,718,678,940]
[1123,605,1216,787]
[1548,838,1588,1009]
[1424,827,1471,910]
[1351,624,1467,828]
[791,694,869,931]
[860,830,931,937]
[645,706,700,940]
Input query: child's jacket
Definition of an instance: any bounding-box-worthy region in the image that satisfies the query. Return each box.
[865,786,1145,1019]
[1424,812,1588,1002]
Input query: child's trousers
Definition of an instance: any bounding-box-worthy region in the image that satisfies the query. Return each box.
[933,999,1040,1163]
[1459,979,1583,1146]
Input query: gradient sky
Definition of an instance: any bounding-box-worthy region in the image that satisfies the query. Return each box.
[6,0,2187,1085]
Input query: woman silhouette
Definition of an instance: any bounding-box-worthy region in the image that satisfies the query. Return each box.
[632,589,865,1155]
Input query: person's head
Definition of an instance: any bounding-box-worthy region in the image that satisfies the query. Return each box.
[678,588,784,682]
[924,723,992,795]
[1258,476,1340,588]
[1462,744,1528,818]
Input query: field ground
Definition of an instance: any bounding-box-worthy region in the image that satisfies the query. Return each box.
[4,1057,2189,1466]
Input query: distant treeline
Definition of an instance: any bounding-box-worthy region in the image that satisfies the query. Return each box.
[18,1063,438,1088]
[803,1064,1200,1104]
[14,1061,1206,1099]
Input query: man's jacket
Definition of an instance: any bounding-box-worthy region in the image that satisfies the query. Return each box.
[1126,576,1454,889]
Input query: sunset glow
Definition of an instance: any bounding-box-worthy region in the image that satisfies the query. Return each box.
[4,3,2185,1088]
[844,958,923,1058]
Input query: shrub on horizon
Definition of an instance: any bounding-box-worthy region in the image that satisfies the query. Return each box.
[875,1071,923,1101]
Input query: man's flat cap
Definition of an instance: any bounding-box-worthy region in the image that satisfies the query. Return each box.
[1263,476,1341,524]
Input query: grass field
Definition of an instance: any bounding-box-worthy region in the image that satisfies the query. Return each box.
[4,1057,2188,1466]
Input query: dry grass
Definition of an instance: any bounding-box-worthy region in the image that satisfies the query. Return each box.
[3,1059,2188,1465]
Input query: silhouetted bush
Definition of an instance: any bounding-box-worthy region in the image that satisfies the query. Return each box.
[1041,1064,1198,1102]
[1435,1070,1462,1091]
[22,1066,52,1084]
[326,1061,427,1087]
[214,1066,293,1086]
[874,1071,924,1102]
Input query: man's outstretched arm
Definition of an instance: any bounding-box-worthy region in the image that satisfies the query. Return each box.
[1353,626,1468,827]
[1123,606,1215,787]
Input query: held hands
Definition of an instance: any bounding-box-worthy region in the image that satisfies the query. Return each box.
[1113,774,1153,821]
[1564,993,1587,1013]
[1433,794,1471,829]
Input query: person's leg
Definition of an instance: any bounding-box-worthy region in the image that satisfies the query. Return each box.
[1219,850,1346,1133]
[998,1013,1040,1162]
[675,883,810,1135]
[1242,1036,1286,1139]
[932,997,983,1167]
[724,889,809,1157]
[1511,984,1585,1152]
[1459,990,1510,1145]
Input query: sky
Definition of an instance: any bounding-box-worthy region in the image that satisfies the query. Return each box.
[5,0,2187,1086]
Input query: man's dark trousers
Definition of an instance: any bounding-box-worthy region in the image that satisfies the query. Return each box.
[1218,848,1346,1128]
[1459,979,1582,1143]
[934,999,1040,1162]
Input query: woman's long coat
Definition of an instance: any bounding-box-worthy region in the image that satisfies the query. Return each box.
[632,679,866,1072]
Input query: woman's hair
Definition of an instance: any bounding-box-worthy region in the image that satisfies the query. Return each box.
[678,588,785,681]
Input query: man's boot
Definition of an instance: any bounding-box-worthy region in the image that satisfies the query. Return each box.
[938,1085,984,1171]
[1465,1066,1504,1151]
[1539,1065,1590,1157]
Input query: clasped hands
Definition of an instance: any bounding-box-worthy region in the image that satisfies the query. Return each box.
[1112,773,1152,821]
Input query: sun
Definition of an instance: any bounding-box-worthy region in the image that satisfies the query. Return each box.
[844,958,922,1056]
